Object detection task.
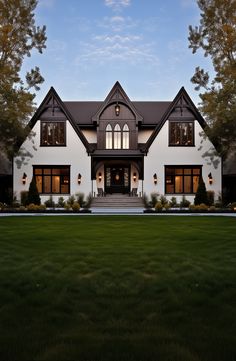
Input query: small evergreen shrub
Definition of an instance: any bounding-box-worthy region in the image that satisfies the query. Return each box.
[155,201,163,212]
[169,197,177,207]
[57,197,65,208]
[150,192,159,207]
[20,191,29,206]
[180,195,191,208]
[67,195,75,207]
[84,193,92,209]
[28,178,41,205]
[72,202,80,211]
[160,195,168,206]
[194,178,208,205]
[207,191,215,206]
[44,195,55,208]
[76,193,85,207]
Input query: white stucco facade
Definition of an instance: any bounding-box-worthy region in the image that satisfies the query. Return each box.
[143,120,221,203]
[14,120,91,203]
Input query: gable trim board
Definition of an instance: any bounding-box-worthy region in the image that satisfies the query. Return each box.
[13,82,222,205]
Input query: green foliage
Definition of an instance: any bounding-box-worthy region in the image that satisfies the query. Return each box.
[0,0,47,158]
[84,193,92,209]
[169,196,177,207]
[28,177,40,205]
[150,192,159,207]
[44,195,55,208]
[67,195,75,207]
[194,178,208,205]
[188,0,236,159]
[75,192,85,207]
[20,191,28,206]
[155,201,163,212]
[57,197,65,208]
[180,195,191,208]
[207,190,215,206]
[71,202,80,211]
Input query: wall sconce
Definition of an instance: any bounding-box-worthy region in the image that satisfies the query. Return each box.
[78,173,82,185]
[98,172,102,182]
[133,172,137,182]
[153,173,157,185]
[208,172,213,185]
[22,172,27,185]
[115,102,120,116]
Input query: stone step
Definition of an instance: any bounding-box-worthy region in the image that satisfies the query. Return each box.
[91,194,144,208]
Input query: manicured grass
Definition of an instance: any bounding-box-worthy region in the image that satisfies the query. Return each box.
[0,216,235,361]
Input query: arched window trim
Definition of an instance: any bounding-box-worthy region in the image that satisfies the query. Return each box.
[114,123,121,149]
[106,123,113,149]
[122,123,129,149]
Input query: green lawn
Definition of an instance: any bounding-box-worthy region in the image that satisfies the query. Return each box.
[0,216,235,361]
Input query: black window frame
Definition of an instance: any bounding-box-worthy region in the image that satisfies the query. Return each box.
[165,165,202,195]
[169,120,194,146]
[41,120,66,146]
[33,165,70,194]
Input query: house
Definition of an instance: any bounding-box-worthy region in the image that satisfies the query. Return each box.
[13,81,222,205]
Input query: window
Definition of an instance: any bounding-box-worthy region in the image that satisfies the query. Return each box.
[41,121,66,146]
[34,166,70,194]
[123,124,129,149]
[165,166,201,194]
[169,121,194,146]
[105,123,130,149]
[114,124,121,149]
[106,124,112,149]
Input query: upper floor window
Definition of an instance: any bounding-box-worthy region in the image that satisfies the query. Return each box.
[105,123,130,149]
[114,124,121,149]
[106,124,112,149]
[41,121,66,146]
[123,124,129,149]
[169,121,194,146]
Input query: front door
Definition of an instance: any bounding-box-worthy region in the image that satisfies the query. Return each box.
[105,166,130,193]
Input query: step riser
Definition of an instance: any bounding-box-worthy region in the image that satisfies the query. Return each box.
[91,195,144,208]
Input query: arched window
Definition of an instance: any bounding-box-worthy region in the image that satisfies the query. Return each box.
[122,124,129,149]
[114,124,121,149]
[106,124,112,149]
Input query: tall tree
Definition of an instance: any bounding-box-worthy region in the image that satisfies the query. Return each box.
[188,0,236,159]
[0,0,46,159]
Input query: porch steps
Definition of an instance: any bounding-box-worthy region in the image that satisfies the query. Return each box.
[91,193,144,208]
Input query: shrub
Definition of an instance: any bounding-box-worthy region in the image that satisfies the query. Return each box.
[72,202,80,211]
[27,203,39,211]
[28,178,41,205]
[75,193,85,207]
[160,195,168,206]
[209,205,216,212]
[143,193,150,208]
[150,192,159,207]
[67,195,75,207]
[57,197,65,208]
[64,204,71,210]
[169,197,177,207]
[155,201,163,212]
[207,191,215,206]
[44,195,55,208]
[84,193,92,209]
[20,191,29,206]
[0,202,6,210]
[180,195,191,208]
[194,178,208,205]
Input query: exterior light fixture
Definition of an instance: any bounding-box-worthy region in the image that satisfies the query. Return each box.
[22,172,27,185]
[78,173,82,185]
[208,172,213,185]
[153,173,157,185]
[98,172,102,182]
[133,172,137,182]
[115,102,120,116]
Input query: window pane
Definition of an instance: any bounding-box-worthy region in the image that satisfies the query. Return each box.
[175,168,183,174]
[184,168,191,174]
[43,169,51,175]
[106,124,112,149]
[35,176,42,193]
[175,176,183,193]
[34,168,42,175]
[44,176,51,193]
[114,124,121,149]
[123,124,129,149]
[169,122,193,146]
[52,176,60,193]
[193,176,200,193]
[41,122,65,146]
[193,168,200,175]
[184,176,191,193]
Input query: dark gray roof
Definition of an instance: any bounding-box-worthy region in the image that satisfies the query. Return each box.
[64,101,171,126]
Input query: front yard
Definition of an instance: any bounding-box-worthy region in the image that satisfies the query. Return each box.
[0,216,235,361]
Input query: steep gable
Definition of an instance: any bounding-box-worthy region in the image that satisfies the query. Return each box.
[92,81,143,124]
[28,87,91,153]
[145,87,207,152]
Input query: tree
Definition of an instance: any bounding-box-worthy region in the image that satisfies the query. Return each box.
[194,177,208,205]
[188,0,236,160]
[28,177,40,205]
[0,0,47,159]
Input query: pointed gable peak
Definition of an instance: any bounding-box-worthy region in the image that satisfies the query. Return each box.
[92,81,143,123]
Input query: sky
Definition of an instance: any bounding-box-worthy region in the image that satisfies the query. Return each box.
[21,0,214,106]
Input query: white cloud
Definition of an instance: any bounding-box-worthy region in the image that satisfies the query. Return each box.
[104,0,131,12]
[98,16,138,32]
